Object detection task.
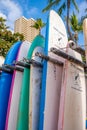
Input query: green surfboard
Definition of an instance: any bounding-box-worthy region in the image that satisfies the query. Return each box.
[17,35,45,130]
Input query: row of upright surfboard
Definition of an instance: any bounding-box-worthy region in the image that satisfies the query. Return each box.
[0,10,86,130]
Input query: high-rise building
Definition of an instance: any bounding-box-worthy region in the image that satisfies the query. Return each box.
[0,56,4,66]
[14,16,39,42]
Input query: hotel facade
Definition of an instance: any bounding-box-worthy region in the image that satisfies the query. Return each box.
[14,17,39,42]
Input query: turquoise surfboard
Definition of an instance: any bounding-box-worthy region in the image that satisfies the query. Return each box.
[0,41,22,130]
[17,35,45,130]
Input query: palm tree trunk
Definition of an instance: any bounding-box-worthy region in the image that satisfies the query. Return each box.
[39,28,41,35]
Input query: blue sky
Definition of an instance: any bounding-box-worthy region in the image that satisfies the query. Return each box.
[0,0,87,45]
[0,0,48,30]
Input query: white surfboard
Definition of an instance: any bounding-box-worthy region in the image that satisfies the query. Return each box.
[58,47,86,130]
[39,10,68,130]
[48,11,67,51]
[29,47,44,130]
[5,41,30,130]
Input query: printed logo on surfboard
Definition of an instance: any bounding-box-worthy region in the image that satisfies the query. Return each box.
[48,10,68,50]
[70,63,83,92]
[52,26,67,48]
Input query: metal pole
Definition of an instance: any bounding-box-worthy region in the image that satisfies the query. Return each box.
[4,64,24,72]
[0,66,13,73]
[35,52,63,66]
[14,61,30,68]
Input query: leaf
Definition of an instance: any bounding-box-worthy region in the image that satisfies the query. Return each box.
[42,0,61,12]
[57,2,66,15]
[72,0,79,12]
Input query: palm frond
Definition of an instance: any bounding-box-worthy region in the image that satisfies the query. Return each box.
[72,0,79,12]
[42,1,56,12]
[55,0,61,5]
[85,8,87,12]
[36,18,46,28]
[30,18,45,34]
[42,0,61,12]
[57,2,66,15]
[31,24,39,29]
[47,0,53,3]
[70,12,82,32]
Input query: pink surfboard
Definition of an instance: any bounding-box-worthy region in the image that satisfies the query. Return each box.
[43,52,65,130]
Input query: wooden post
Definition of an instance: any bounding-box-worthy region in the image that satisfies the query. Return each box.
[83,19,87,64]
[83,19,87,127]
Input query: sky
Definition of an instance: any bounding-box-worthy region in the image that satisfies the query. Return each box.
[0,0,48,32]
[0,0,87,45]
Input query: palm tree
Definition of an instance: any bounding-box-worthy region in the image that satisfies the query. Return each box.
[31,18,45,34]
[42,0,79,40]
[13,32,24,42]
[70,12,83,43]
[0,17,24,57]
[66,0,79,40]
[0,17,9,31]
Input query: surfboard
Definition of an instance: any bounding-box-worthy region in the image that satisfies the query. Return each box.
[0,41,22,130]
[5,41,30,130]
[29,47,44,130]
[17,35,45,130]
[58,47,86,130]
[39,10,68,130]
[0,56,4,66]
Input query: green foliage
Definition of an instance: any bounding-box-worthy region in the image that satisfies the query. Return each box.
[70,12,83,32]
[31,18,45,34]
[42,0,79,14]
[42,0,61,13]
[58,3,66,16]
[71,0,79,12]
[0,17,24,57]
[0,39,12,57]
[69,12,83,42]
[82,55,86,63]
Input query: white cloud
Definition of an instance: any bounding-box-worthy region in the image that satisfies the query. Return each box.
[0,12,7,19]
[0,0,23,31]
[28,7,39,18]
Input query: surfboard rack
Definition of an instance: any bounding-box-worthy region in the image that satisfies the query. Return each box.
[14,61,30,69]
[0,65,13,73]
[23,58,43,67]
[14,59,42,68]
[69,40,85,56]
[4,64,24,72]
[50,47,86,68]
[35,52,63,66]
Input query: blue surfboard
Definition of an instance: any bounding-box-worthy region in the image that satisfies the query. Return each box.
[0,41,22,130]
[86,119,87,128]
